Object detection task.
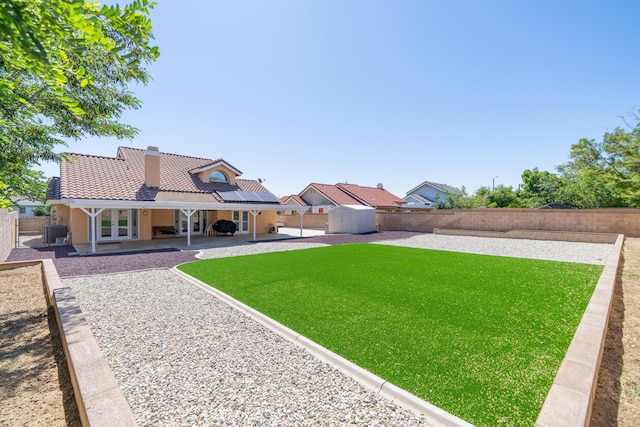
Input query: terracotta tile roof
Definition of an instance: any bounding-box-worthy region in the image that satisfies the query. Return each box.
[279,195,308,206]
[57,146,277,203]
[299,182,404,208]
[46,177,61,200]
[336,183,404,208]
[304,183,362,206]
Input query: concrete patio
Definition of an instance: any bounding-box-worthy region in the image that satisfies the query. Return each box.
[20,227,326,256]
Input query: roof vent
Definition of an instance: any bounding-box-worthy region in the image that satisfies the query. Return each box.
[377,183,384,189]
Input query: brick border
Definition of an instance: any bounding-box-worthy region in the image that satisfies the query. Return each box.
[2,231,624,426]
[1,259,135,427]
[433,228,619,244]
[535,234,624,426]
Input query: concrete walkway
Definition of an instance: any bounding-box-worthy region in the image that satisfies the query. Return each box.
[29,227,326,256]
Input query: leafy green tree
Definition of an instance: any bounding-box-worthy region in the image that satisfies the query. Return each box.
[472,186,491,207]
[519,168,561,207]
[555,113,640,208]
[555,138,625,208]
[436,186,490,209]
[488,184,519,208]
[0,0,160,207]
[600,123,640,206]
[32,205,47,216]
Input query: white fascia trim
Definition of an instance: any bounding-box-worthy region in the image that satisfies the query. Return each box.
[189,160,242,176]
[62,198,308,212]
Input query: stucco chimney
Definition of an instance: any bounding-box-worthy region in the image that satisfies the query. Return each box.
[145,146,160,188]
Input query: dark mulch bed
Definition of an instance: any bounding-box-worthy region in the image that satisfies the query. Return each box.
[6,246,198,278]
[6,231,423,277]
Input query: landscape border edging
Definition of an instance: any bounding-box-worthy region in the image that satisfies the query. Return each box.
[433,228,619,244]
[535,234,624,427]
[2,259,136,427]
[173,267,474,427]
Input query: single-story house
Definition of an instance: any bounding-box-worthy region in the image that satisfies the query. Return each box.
[403,181,464,208]
[279,194,309,215]
[288,182,405,213]
[10,196,46,216]
[46,146,307,252]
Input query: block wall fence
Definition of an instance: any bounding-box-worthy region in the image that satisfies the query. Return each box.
[375,208,640,238]
[277,213,329,229]
[0,209,19,262]
[19,216,50,234]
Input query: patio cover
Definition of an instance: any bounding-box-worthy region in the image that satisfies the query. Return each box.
[63,199,309,253]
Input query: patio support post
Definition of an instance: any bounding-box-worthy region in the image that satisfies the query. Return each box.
[249,209,260,241]
[79,207,105,254]
[179,209,197,247]
[298,209,307,237]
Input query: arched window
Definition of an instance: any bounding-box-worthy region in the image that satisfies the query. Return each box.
[209,170,228,182]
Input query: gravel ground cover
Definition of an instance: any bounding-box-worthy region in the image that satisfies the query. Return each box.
[64,234,614,425]
[67,269,433,426]
[372,234,613,265]
[6,246,198,277]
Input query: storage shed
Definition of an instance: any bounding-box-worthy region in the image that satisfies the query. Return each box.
[327,205,376,234]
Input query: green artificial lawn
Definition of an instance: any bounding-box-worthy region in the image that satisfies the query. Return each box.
[178,244,602,426]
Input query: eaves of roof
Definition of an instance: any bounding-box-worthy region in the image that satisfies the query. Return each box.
[406,181,463,196]
[336,183,404,208]
[61,198,306,212]
[300,183,362,206]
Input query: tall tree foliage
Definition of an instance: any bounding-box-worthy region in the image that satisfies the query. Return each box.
[557,115,640,207]
[518,168,561,207]
[0,0,159,207]
[555,139,625,208]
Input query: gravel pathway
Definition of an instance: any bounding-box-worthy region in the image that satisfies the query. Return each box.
[67,270,432,426]
[65,234,614,426]
[373,234,613,265]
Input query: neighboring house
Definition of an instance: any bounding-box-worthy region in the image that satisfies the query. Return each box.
[403,181,464,208]
[279,194,309,215]
[46,146,306,252]
[539,202,576,209]
[10,196,46,216]
[292,183,405,213]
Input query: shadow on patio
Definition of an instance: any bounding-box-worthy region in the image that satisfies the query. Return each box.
[69,227,325,255]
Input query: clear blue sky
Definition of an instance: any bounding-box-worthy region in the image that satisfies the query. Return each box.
[39,0,640,198]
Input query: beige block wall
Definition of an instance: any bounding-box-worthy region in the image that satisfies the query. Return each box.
[277,213,328,229]
[18,216,50,233]
[376,208,640,237]
[0,209,18,262]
